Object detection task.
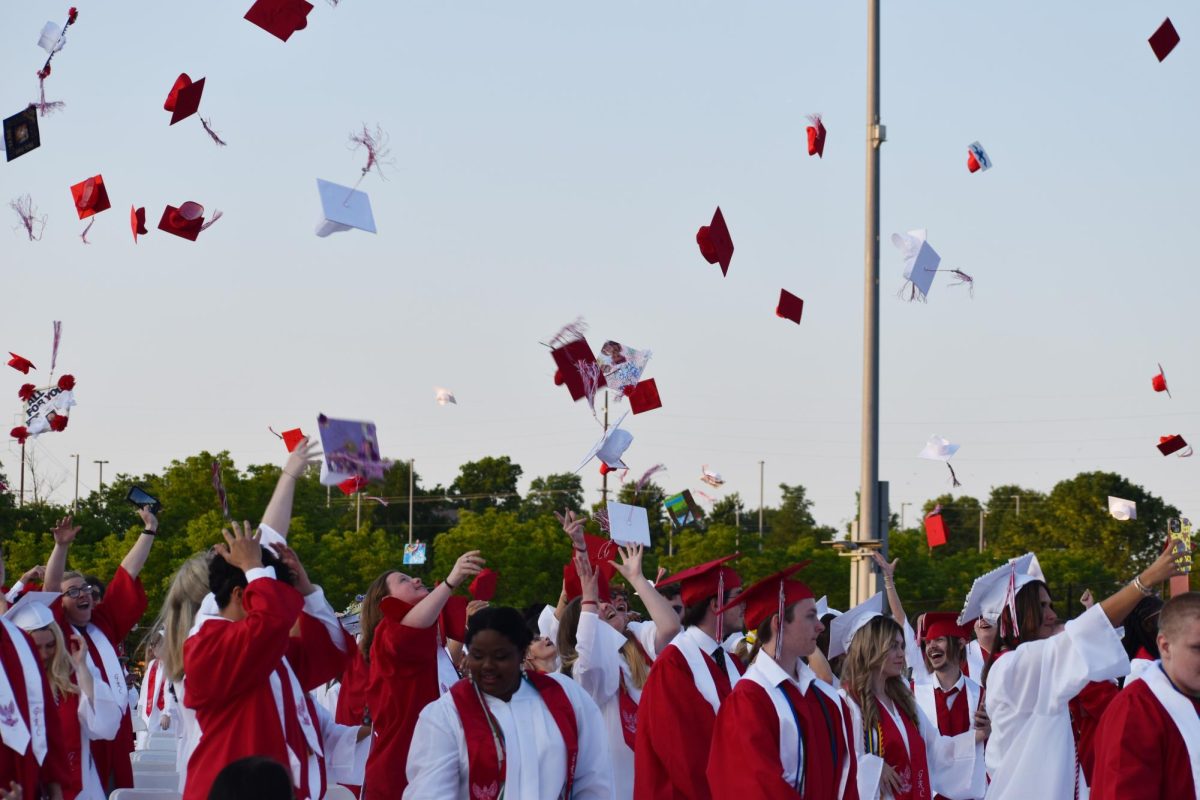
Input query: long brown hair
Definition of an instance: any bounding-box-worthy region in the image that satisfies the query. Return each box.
[981,579,1048,687]
[359,570,398,665]
[841,616,919,753]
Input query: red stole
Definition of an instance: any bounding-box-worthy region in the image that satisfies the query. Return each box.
[616,637,654,750]
[876,698,931,800]
[146,661,164,713]
[450,673,579,800]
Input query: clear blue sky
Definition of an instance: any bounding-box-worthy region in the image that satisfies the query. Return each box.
[2,1,1197,532]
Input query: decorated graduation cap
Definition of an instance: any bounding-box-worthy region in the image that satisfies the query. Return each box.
[563,534,619,603]
[1108,496,1137,521]
[699,466,724,488]
[159,202,221,241]
[893,229,940,302]
[70,175,110,219]
[828,592,883,660]
[656,554,742,609]
[5,592,59,631]
[924,505,949,548]
[921,611,972,643]
[317,413,387,488]
[957,553,1042,630]
[1149,18,1180,62]
[470,568,499,602]
[1158,435,1192,457]
[664,489,703,529]
[244,0,313,41]
[806,114,826,158]
[130,206,148,243]
[32,8,78,117]
[574,411,633,474]
[552,337,603,403]
[919,435,962,487]
[598,340,651,399]
[717,561,813,633]
[815,595,842,619]
[967,142,992,173]
[434,387,457,406]
[164,74,225,146]
[627,378,661,414]
[315,179,376,237]
[3,107,40,162]
[696,207,734,276]
[1153,363,1171,397]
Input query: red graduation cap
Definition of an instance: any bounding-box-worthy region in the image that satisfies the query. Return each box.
[338,475,368,495]
[921,611,971,642]
[158,202,206,241]
[563,534,619,603]
[1149,18,1180,62]
[7,353,35,374]
[70,175,110,219]
[131,206,147,243]
[717,561,813,631]
[627,378,662,414]
[924,508,948,548]
[696,207,734,276]
[280,428,305,452]
[1158,435,1190,456]
[551,337,603,402]
[1153,363,1171,397]
[656,553,741,607]
[165,74,206,125]
[806,114,826,158]
[244,0,313,42]
[470,568,499,602]
[776,289,804,324]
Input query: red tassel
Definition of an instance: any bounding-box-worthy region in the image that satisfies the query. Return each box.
[68,7,78,24]
[349,124,391,179]
[200,118,227,147]
[10,427,28,444]
[57,374,75,391]
[10,195,46,241]
[48,415,68,432]
[18,384,36,402]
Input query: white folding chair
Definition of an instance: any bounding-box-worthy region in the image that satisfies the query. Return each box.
[132,772,180,790]
[324,787,356,800]
[133,761,177,773]
[131,751,175,765]
[145,734,176,752]
[110,788,181,800]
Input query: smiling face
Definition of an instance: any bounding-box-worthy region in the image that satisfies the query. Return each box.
[881,631,907,679]
[598,601,630,633]
[386,572,430,605]
[924,635,953,671]
[30,628,56,667]
[721,587,745,633]
[464,629,523,701]
[1034,586,1059,640]
[527,634,558,666]
[60,575,98,627]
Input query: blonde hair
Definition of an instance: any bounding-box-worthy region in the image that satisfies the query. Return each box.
[555,598,650,689]
[841,616,918,754]
[155,554,210,683]
[35,622,78,701]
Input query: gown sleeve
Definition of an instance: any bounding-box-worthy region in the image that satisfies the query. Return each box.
[572,611,623,706]
[839,690,884,800]
[402,698,463,799]
[314,699,370,787]
[916,702,982,800]
[707,682,802,799]
[79,663,122,741]
[1088,685,1169,800]
[553,673,615,800]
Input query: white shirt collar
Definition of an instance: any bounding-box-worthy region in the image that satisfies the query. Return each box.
[684,625,720,654]
[753,649,815,695]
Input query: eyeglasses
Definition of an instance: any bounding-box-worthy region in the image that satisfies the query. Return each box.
[64,586,101,600]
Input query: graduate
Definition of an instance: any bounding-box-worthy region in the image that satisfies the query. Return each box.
[1090,591,1200,800]
[182,522,350,800]
[9,598,121,800]
[966,548,1180,800]
[706,563,858,799]
[44,509,160,792]
[359,549,484,800]
[134,630,171,747]
[633,553,744,800]
[834,596,985,800]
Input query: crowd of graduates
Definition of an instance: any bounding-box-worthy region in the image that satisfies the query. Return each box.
[0,437,1197,800]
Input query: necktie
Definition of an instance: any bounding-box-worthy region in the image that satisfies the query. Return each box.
[712,647,729,679]
[934,685,960,709]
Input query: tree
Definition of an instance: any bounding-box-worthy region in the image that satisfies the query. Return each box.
[920,494,985,556]
[521,473,584,520]
[448,456,523,514]
[709,492,746,529]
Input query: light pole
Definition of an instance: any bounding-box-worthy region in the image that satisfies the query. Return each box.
[758,460,765,551]
[1012,495,1021,516]
[900,502,912,530]
[71,454,80,510]
[94,459,109,492]
[408,458,415,545]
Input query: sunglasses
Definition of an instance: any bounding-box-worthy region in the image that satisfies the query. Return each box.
[64,586,101,600]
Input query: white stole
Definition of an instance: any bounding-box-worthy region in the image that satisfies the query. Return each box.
[1139,663,1200,799]
[0,618,44,762]
[85,622,129,713]
[671,629,738,715]
[271,657,324,793]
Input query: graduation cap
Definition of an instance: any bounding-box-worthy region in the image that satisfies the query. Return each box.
[814,595,842,619]
[627,378,661,414]
[37,22,65,53]
[315,179,376,237]
[470,568,499,602]
[574,411,633,473]
[717,561,813,633]
[696,207,734,276]
[806,114,826,158]
[7,353,35,374]
[828,592,883,660]
[3,107,40,162]
[1149,18,1180,62]
[158,202,211,241]
[244,0,313,42]
[924,507,949,548]
[552,337,603,402]
[776,289,804,324]
[1158,434,1192,457]
[958,553,1040,628]
[1153,363,1171,397]
[165,74,205,124]
[921,611,971,643]
[919,435,962,486]
[274,427,305,453]
[894,229,941,301]
[967,142,992,173]
[656,554,742,608]
[131,206,148,243]
[338,475,368,495]
[434,387,457,406]
[563,534,619,603]
[4,592,59,631]
[1108,496,1137,521]
[70,175,110,219]
[664,489,703,529]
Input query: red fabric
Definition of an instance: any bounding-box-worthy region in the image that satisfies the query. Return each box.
[145,660,165,712]
[52,566,147,792]
[182,578,346,800]
[1090,677,1197,800]
[0,626,68,797]
[960,645,989,679]
[275,664,313,800]
[634,643,725,800]
[1068,680,1119,786]
[303,694,328,800]
[363,598,442,800]
[876,698,931,800]
[50,687,84,800]
[616,638,656,750]
[932,686,970,737]
[334,641,370,726]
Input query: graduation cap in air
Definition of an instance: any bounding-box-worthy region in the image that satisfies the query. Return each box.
[131,206,148,243]
[563,534,619,603]
[3,107,40,162]
[70,175,110,219]
[434,387,457,406]
[893,229,940,301]
[244,0,313,42]
[657,554,742,608]
[664,489,703,529]
[717,562,813,635]
[269,427,305,452]
[470,568,499,602]
[338,475,368,495]
[627,378,661,414]
[967,142,992,173]
[696,207,734,276]
[159,202,219,241]
[164,74,226,145]
[1158,435,1192,457]
[1149,18,1180,62]
[1153,363,1171,397]
[315,179,376,237]
[1108,496,1137,521]
[574,412,633,473]
[776,289,804,324]
[37,22,65,54]
[806,114,826,158]
[828,592,883,659]
[921,611,972,643]
[7,353,35,374]
[552,337,604,402]
[924,506,949,548]
[919,435,962,486]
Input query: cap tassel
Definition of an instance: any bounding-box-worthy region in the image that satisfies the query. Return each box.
[33,76,65,116]
[547,317,588,350]
[715,571,726,644]
[948,269,975,297]
[349,124,391,180]
[575,359,603,417]
[200,117,227,147]
[591,508,610,533]
[634,463,665,498]
[79,218,94,245]
[49,320,62,379]
[10,195,47,241]
[947,463,961,487]
[1000,564,1020,640]
[774,578,786,660]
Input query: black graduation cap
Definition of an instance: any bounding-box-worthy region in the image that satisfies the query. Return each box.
[3,107,40,162]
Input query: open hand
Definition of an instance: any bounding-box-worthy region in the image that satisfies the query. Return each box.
[554,509,587,550]
[574,552,599,604]
[879,763,903,796]
[270,541,314,595]
[19,565,45,584]
[51,516,81,546]
[1142,543,1188,586]
[448,551,484,588]
[214,521,263,573]
[285,437,322,479]
[870,551,899,579]
[610,544,645,584]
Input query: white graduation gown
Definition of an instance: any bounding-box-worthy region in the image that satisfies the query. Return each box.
[135,659,173,748]
[76,663,123,800]
[571,614,658,800]
[983,603,1129,800]
[311,696,371,789]
[964,640,987,681]
[404,672,614,800]
[911,674,986,800]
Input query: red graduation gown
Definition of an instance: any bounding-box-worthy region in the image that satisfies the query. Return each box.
[52,566,146,792]
[0,626,68,797]
[1069,679,1119,786]
[1089,678,1198,800]
[334,642,369,727]
[182,578,348,800]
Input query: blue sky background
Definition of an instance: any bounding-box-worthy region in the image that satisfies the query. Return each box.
[2,1,1197,531]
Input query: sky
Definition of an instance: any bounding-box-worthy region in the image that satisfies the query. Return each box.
[2,1,1198,534]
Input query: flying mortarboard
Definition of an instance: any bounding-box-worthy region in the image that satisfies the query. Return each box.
[664,489,703,529]
[470,568,499,602]
[1149,18,1180,62]
[158,202,209,241]
[277,427,305,452]
[1153,363,1171,397]
[563,534,619,603]
[919,435,959,461]
[696,207,734,276]
[244,0,313,42]
[893,229,940,301]
[574,411,632,473]
[1108,496,1137,521]
[3,107,40,162]
[1158,435,1192,457]
[7,353,35,374]
[806,114,826,158]
[70,175,110,219]
[924,507,949,548]
[130,206,148,243]
[828,592,883,659]
[165,74,205,124]
[338,475,368,495]
[967,142,992,173]
[717,561,813,631]
[776,289,804,324]
[607,501,651,547]
[434,387,457,406]
[315,179,376,237]
[552,337,603,402]
[37,22,65,53]
[921,611,972,642]
[656,554,742,608]
[627,378,661,414]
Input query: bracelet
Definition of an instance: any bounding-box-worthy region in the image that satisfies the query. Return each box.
[142,529,157,537]
[573,546,586,553]
[581,601,598,607]
[1132,574,1154,595]
[284,469,302,480]
[445,577,459,590]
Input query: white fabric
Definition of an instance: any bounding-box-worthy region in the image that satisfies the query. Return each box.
[403,672,614,800]
[171,678,199,793]
[437,647,459,696]
[1129,656,1155,682]
[315,681,342,715]
[85,621,129,713]
[964,640,987,681]
[912,675,985,800]
[905,620,933,686]
[136,659,173,749]
[1137,662,1200,799]
[670,626,740,715]
[0,618,40,760]
[5,581,25,604]
[75,663,123,800]
[312,695,371,789]
[983,603,1129,800]
[537,605,560,644]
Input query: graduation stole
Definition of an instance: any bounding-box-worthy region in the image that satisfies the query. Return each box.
[0,619,43,762]
[875,697,931,800]
[82,623,128,712]
[451,672,579,800]
[616,636,654,750]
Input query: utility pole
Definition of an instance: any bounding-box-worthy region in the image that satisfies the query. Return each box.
[758,460,765,551]
[854,0,886,606]
[356,491,362,530]
[94,459,108,493]
[600,394,610,505]
[979,509,986,553]
[900,502,912,530]
[1012,495,1021,516]
[71,453,80,511]
[408,458,415,545]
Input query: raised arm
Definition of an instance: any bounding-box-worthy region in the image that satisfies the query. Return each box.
[400,550,483,629]
[260,437,321,538]
[1099,546,1181,627]
[119,507,159,579]
[44,516,81,592]
[871,551,907,623]
[610,544,680,653]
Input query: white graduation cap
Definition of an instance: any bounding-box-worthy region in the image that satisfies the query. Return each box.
[5,591,60,631]
[37,22,64,53]
[815,595,842,619]
[314,179,377,237]
[828,592,883,660]
[958,553,1041,626]
[574,412,633,473]
[258,523,287,551]
[967,141,992,172]
[919,435,960,461]
[700,465,725,488]
[434,387,457,406]
[1108,497,1137,521]
[892,229,941,301]
[607,501,651,547]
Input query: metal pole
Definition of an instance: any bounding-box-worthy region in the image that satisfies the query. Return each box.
[72,454,80,511]
[758,460,765,551]
[356,491,362,530]
[978,510,985,553]
[93,459,108,493]
[900,502,911,530]
[1012,495,1020,516]
[408,458,415,545]
[600,394,610,505]
[18,441,25,509]
[855,0,885,605]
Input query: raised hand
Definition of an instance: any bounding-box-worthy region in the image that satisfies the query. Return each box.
[270,541,314,595]
[51,516,81,546]
[19,565,45,584]
[466,599,489,619]
[610,544,645,584]
[285,436,322,479]
[870,550,899,580]
[554,509,587,550]
[137,506,159,533]
[214,521,263,573]
[448,551,484,589]
[574,552,599,604]
[1080,589,1094,609]
[68,632,89,671]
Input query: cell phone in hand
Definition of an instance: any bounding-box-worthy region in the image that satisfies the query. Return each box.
[126,486,162,517]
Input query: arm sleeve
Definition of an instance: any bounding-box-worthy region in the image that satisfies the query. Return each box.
[557,675,615,800]
[314,699,370,787]
[79,664,122,741]
[628,620,660,660]
[5,581,24,603]
[402,700,463,799]
[839,691,883,800]
[572,611,622,705]
[706,685,801,799]
[92,566,148,644]
[905,620,934,686]
[538,605,560,642]
[371,600,440,684]
[288,590,354,692]
[917,703,981,800]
